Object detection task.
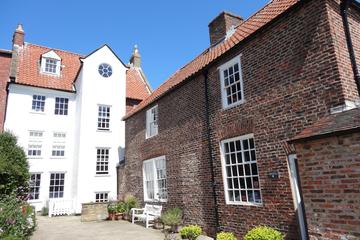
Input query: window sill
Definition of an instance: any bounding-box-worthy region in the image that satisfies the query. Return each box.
[95,174,111,177]
[29,111,46,115]
[222,99,245,111]
[144,199,167,203]
[28,199,42,203]
[97,129,111,133]
[225,201,263,207]
[50,157,66,159]
[145,134,158,140]
[27,157,43,159]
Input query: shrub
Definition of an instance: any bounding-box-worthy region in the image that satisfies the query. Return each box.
[0,195,36,240]
[217,232,237,240]
[116,201,126,214]
[244,226,284,240]
[107,202,117,213]
[123,194,139,214]
[160,207,183,228]
[179,225,202,240]
[0,132,29,196]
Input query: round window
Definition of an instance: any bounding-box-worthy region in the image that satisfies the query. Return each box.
[98,63,112,78]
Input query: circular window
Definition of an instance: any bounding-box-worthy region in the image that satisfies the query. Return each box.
[98,63,112,78]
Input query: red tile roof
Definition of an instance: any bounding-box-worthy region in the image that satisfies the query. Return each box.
[126,68,151,100]
[14,43,151,100]
[290,108,360,142]
[123,0,299,119]
[16,43,82,91]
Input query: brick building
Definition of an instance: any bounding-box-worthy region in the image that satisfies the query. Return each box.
[119,0,360,239]
[0,49,12,131]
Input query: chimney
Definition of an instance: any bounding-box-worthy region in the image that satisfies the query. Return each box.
[129,45,141,68]
[208,12,243,46]
[12,24,24,47]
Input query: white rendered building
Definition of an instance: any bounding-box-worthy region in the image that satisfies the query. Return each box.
[3,25,151,213]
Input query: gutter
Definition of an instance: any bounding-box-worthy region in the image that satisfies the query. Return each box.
[203,71,220,233]
[341,0,360,96]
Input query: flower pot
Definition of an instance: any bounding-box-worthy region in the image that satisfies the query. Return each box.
[122,213,130,221]
[153,221,164,229]
[108,212,116,221]
[170,225,180,233]
[115,213,123,220]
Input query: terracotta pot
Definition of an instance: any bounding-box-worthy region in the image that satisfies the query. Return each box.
[115,213,123,220]
[122,213,130,221]
[108,212,116,221]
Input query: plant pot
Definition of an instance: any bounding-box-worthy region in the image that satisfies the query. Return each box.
[170,225,180,233]
[122,213,130,221]
[115,213,123,220]
[153,221,164,229]
[108,212,116,221]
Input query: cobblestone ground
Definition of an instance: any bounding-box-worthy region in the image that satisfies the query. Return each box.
[31,216,164,240]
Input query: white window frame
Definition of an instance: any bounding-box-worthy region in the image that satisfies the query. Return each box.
[54,97,69,115]
[31,95,46,112]
[143,156,167,202]
[97,105,111,131]
[40,51,61,76]
[27,130,43,158]
[29,173,41,201]
[146,105,158,139]
[49,172,65,199]
[220,134,262,206]
[219,55,244,109]
[95,192,109,203]
[51,132,66,158]
[96,148,109,175]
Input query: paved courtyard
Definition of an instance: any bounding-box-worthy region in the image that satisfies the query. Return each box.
[31,216,164,240]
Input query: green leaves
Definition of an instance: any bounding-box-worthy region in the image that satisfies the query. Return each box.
[0,132,29,197]
[244,226,284,240]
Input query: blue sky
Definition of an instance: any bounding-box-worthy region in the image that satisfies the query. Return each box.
[0,0,269,89]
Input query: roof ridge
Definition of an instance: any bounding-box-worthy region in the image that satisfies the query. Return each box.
[123,0,299,119]
[25,42,84,57]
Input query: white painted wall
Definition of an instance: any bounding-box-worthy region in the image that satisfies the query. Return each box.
[4,45,127,213]
[4,85,76,211]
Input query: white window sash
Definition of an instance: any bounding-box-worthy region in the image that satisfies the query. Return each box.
[146,105,158,138]
[219,55,244,109]
[143,156,167,202]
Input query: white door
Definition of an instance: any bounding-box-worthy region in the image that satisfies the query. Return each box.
[288,154,308,240]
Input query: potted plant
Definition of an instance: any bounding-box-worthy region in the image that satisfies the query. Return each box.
[179,225,202,240]
[115,201,126,220]
[160,207,183,233]
[107,202,117,221]
[123,194,139,221]
[153,217,164,229]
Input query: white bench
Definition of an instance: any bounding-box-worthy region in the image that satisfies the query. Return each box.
[48,199,75,217]
[131,204,162,228]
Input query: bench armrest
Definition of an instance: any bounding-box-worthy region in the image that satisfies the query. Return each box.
[131,208,144,214]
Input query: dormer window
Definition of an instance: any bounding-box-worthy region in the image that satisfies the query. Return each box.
[41,50,61,76]
[45,58,58,73]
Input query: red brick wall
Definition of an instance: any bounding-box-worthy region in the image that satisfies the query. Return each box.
[294,132,360,239]
[327,0,360,103]
[0,51,11,131]
[120,0,359,239]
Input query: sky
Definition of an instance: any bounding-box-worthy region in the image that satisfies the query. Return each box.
[0,0,269,89]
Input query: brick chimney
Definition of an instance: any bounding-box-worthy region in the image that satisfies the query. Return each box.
[10,24,25,80]
[208,12,243,46]
[12,24,24,47]
[129,45,141,68]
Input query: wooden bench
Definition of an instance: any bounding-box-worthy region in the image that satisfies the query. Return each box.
[131,204,162,228]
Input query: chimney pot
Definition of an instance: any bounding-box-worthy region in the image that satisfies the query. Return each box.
[13,23,24,47]
[130,44,141,68]
[208,12,243,46]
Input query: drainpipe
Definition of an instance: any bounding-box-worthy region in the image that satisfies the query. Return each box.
[340,0,360,97]
[203,71,220,233]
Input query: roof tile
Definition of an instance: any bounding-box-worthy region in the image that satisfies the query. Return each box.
[124,0,298,119]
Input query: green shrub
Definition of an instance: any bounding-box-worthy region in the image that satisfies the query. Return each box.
[0,132,29,196]
[0,195,36,240]
[217,232,237,240]
[160,207,183,227]
[41,207,48,216]
[116,201,126,213]
[107,202,117,213]
[244,226,284,240]
[124,194,139,214]
[179,225,202,240]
